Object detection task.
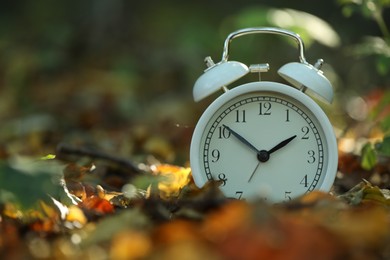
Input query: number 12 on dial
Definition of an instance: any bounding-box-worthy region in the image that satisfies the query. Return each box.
[190,81,338,202]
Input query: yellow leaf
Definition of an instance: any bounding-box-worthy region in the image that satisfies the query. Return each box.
[151,164,191,198]
[66,205,87,227]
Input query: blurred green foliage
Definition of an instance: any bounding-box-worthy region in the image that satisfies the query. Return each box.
[336,0,390,170]
[339,0,390,75]
[0,0,390,205]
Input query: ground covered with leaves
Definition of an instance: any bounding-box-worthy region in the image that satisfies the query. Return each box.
[1,147,390,259]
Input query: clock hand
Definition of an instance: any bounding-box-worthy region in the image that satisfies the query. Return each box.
[222,124,260,153]
[267,135,297,154]
[248,161,261,183]
[222,125,296,183]
[248,135,297,183]
[256,135,297,163]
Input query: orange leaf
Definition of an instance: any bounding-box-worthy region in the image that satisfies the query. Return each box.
[81,196,114,215]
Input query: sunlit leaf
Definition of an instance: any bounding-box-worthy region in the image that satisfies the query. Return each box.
[361,143,378,170]
[40,154,56,160]
[151,164,191,198]
[267,8,341,48]
[66,205,87,227]
[229,7,340,50]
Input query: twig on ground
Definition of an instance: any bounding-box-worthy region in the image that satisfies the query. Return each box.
[56,143,141,173]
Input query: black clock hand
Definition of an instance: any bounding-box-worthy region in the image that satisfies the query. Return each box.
[256,135,297,163]
[222,124,260,153]
[248,135,297,182]
[267,135,297,154]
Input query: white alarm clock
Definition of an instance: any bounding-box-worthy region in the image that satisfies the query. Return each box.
[190,27,338,202]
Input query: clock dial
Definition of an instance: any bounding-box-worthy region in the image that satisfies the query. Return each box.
[196,87,331,202]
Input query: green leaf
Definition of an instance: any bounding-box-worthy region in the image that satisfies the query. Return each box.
[361,143,378,170]
[267,8,341,48]
[229,7,340,49]
[380,115,390,133]
[376,135,390,156]
[0,157,64,209]
[40,154,56,160]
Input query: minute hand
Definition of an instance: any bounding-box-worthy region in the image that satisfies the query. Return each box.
[267,135,297,154]
[222,124,260,153]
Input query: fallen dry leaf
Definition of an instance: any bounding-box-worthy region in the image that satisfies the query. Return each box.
[150,164,191,198]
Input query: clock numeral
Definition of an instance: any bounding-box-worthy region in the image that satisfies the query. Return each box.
[211,149,220,162]
[286,109,290,122]
[235,109,246,123]
[284,191,292,201]
[307,150,316,164]
[217,173,228,186]
[301,126,310,140]
[259,102,271,115]
[300,174,308,187]
[235,191,243,199]
[218,126,231,139]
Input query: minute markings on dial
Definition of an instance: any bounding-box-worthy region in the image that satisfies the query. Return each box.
[203,95,324,193]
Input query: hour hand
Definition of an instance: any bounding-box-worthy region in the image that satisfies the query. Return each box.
[268,135,297,154]
[222,124,260,153]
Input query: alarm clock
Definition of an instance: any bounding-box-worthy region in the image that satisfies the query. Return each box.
[190,27,338,202]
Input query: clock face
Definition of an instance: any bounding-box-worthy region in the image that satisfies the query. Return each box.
[190,82,337,202]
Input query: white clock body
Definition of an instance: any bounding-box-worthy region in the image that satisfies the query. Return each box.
[190,81,338,202]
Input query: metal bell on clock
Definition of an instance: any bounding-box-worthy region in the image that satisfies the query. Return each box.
[193,27,334,104]
[278,59,334,103]
[193,57,249,102]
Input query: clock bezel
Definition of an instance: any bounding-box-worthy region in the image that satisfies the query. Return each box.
[190,81,338,198]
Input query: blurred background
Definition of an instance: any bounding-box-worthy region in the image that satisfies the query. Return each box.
[0,0,389,165]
